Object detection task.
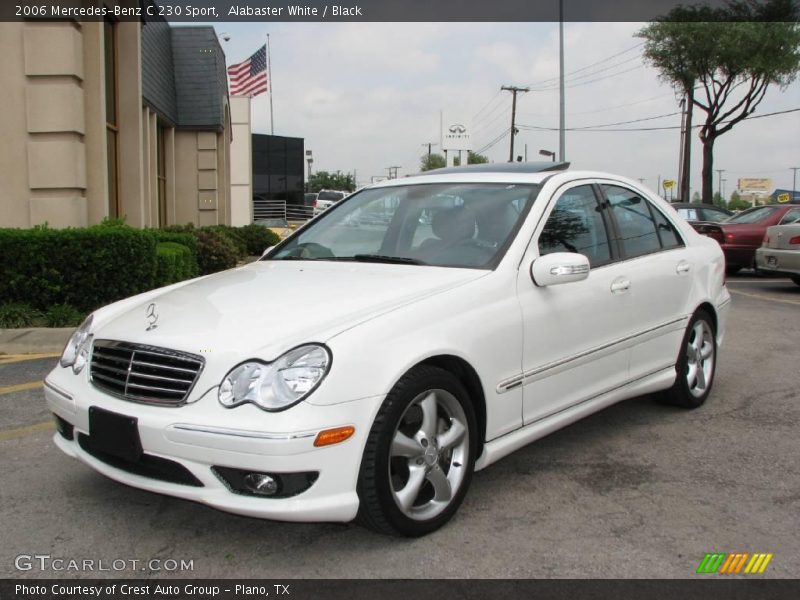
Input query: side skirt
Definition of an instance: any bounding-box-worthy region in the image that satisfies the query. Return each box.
[474,366,675,471]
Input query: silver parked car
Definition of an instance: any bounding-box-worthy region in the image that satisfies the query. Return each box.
[755,222,800,286]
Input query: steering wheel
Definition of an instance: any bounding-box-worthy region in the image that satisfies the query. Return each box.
[285,242,335,259]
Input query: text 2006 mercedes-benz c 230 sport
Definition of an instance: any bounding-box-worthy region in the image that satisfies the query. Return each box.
[45,163,730,536]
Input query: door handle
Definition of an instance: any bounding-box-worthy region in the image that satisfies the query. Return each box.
[610,278,631,293]
[676,261,691,274]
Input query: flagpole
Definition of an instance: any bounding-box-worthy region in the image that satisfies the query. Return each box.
[266,34,274,135]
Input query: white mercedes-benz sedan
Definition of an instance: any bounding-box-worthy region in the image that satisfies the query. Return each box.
[45,163,730,536]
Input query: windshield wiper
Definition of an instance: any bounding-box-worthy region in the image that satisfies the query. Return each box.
[351,254,427,265]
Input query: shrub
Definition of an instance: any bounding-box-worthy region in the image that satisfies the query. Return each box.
[44,304,84,328]
[0,303,43,328]
[0,224,156,313]
[201,225,248,259]
[237,224,281,256]
[148,230,199,278]
[193,229,239,275]
[155,242,196,287]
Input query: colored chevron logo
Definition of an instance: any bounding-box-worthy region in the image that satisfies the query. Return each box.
[696,552,773,574]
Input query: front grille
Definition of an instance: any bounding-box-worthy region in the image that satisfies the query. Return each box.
[90,340,204,406]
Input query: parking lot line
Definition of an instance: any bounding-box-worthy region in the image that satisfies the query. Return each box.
[729,288,800,306]
[0,420,53,442]
[0,381,43,395]
[0,353,60,365]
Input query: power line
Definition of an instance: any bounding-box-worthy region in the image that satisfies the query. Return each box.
[532,64,644,92]
[472,101,511,132]
[474,128,511,155]
[517,107,800,133]
[471,90,503,122]
[523,42,644,88]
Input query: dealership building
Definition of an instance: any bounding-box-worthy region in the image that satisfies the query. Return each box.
[0,10,236,229]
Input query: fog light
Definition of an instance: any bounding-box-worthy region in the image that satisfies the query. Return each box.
[243,473,278,496]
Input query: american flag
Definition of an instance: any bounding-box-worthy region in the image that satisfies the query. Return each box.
[227,45,268,97]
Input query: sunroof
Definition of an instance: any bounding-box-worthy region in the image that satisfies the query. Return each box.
[419,161,570,175]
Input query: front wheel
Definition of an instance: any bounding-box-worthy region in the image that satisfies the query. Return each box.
[357,365,477,536]
[660,310,717,409]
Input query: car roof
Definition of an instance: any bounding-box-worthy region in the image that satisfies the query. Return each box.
[421,161,570,176]
[368,166,649,191]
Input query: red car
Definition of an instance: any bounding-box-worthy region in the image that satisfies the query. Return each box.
[693,204,800,274]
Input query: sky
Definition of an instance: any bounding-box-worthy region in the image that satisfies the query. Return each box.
[209,21,800,196]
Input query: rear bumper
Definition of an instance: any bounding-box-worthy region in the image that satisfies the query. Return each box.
[755,247,800,277]
[721,245,756,269]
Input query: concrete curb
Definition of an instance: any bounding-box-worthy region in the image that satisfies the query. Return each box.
[0,328,73,355]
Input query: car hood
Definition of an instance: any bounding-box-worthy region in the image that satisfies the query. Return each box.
[93,260,486,359]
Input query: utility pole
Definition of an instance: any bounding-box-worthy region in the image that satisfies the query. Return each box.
[791,167,799,202]
[501,85,529,162]
[558,0,565,162]
[423,142,438,158]
[716,169,725,203]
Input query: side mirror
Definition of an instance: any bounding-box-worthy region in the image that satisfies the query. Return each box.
[530,252,590,287]
[261,246,275,258]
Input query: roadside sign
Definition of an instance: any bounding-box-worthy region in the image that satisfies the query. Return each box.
[738,178,772,192]
[777,193,790,203]
[663,180,676,190]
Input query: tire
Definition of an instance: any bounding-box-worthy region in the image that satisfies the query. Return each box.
[357,365,477,536]
[660,309,717,409]
[725,265,742,276]
[791,276,800,287]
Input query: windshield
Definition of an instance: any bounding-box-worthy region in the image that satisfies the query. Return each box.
[725,206,777,224]
[265,183,541,269]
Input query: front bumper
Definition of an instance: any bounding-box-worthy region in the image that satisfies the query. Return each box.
[44,371,380,523]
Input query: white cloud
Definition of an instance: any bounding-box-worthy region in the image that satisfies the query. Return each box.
[218,22,800,192]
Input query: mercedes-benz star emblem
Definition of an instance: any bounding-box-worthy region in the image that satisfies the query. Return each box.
[145,303,159,331]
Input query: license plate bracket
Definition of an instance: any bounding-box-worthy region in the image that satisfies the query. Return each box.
[88,406,142,462]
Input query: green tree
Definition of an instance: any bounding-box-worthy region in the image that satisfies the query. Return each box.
[420,153,446,172]
[421,151,490,170]
[638,0,800,204]
[308,171,355,193]
[692,191,702,202]
[728,194,752,211]
[464,151,490,165]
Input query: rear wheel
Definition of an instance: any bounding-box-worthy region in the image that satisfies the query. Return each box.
[357,365,477,536]
[660,310,717,409]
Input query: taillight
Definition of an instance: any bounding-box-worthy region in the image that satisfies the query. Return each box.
[313,200,318,208]
[789,235,800,245]
[762,234,769,246]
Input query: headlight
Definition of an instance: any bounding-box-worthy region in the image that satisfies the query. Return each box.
[60,315,94,373]
[218,344,331,411]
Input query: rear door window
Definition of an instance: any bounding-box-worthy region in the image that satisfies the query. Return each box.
[602,185,662,258]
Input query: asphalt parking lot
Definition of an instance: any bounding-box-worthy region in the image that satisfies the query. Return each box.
[1,275,798,579]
